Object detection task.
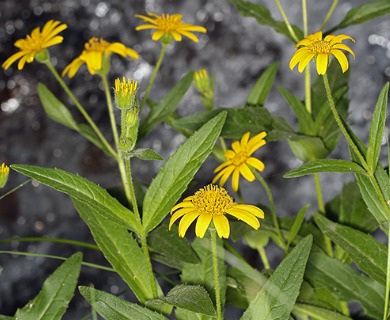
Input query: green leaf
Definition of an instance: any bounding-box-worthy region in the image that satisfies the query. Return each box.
[0,316,13,320]
[142,112,226,233]
[246,62,279,106]
[140,71,194,137]
[79,286,168,320]
[293,304,352,320]
[314,214,386,284]
[148,221,199,267]
[328,1,390,33]
[124,148,164,161]
[162,285,216,316]
[278,87,315,135]
[286,204,309,249]
[326,181,378,233]
[72,198,155,302]
[241,235,313,320]
[284,159,367,178]
[366,83,389,172]
[14,252,82,320]
[37,83,78,131]
[305,252,385,319]
[288,136,331,162]
[228,0,303,42]
[11,164,141,234]
[168,106,293,141]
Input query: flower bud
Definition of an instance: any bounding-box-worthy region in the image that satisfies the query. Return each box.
[193,69,214,110]
[114,77,138,110]
[0,163,10,188]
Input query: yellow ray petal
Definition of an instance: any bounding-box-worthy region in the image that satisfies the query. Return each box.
[213,214,230,238]
[315,53,329,75]
[226,207,260,230]
[178,211,201,237]
[195,213,212,238]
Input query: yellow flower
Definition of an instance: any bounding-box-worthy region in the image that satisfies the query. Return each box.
[213,132,266,192]
[135,12,206,43]
[289,31,355,75]
[62,37,139,78]
[2,20,67,70]
[0,163,10,188]
[169,184,264,238]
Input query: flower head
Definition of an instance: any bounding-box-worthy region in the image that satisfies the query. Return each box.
[115,77,139,110]
[194,69,214,110]
[135,13,206,43]
[0,163,10,188]
[289,31,355,75]
[169,184,264,238]
[213,132,266,192]
[2,20,67,70]
[62,37,139,78]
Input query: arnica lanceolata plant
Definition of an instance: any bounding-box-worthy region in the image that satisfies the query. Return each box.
[2,2,390,320]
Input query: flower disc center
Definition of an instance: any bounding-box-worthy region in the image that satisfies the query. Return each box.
[311,40,332,54]
[192,184,233,216]
[231,151,248,166]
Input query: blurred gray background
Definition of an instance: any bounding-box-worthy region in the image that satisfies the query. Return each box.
[1,0,389,318]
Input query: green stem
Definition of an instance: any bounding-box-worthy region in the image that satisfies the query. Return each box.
[210,228,222,320]
[302,0,308,37]
[0,237,99,250]
[101,75,132,206]
[384,223,390,320]
[125,160,157,298]
[140,43,167,110]
[0,179,31,200]
[323,74,368,171]
[313,173,324,213]
[0,250,114,272]
[253,171,286,250]
[44,61,116,159]
[258,246,270,269]
[274,0,299,43]
[321,0,338,31]
[304,65,312,114]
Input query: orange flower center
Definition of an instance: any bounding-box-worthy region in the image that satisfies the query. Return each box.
[310,40,332,54]
[85,37,109,52]
[230,151,248,167]
[192,184,233,216]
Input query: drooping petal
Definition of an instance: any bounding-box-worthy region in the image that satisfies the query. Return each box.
[315,53,329,75]
[332,43,355,58]
[234,204,265,218]
[178,30,199,42]
[2,51,26,70]
[178,211,201,237]
[225,207,260,230]
[195,213,212,238]
[297,52,315,73]
[331,49,349,73]
[232,169,240,192]
[246,157,265,172]
[169,208,197,229]
[213,214,230,238]
[290,48,312,70]
[239,163,255,182]
[213,160,232,173]
[212,165,235,187]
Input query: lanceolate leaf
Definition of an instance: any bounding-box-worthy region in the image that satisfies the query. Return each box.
[366,83,389,172]
[14,252,82,320]
[305,253,385,319]
[140,71,194,137]
[314,214,386,284]
[293,304,352,320]
[228,0,303,42]
[328,1,390,33]
[241,235,313,320]
[284,159,367,178]
[246,62,279,106]
[11,165,141,234]
[37,83,78,131]
[142,112,226,233]
[162,285,216,316]
[286,205,309,249]
[72,198,155,302]
[79,287,168,320]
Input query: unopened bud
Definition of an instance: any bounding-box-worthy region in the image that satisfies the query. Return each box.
[114,77,138,110]
[0,163,10,188]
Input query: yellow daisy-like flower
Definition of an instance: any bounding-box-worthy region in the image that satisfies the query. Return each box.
[169,184,264,238]
[2,20,67,70]
[135,12,206,43]
[0,163,10,188]
[62,37,139,78]
[289,31,355,75]
[213,132,266,192]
